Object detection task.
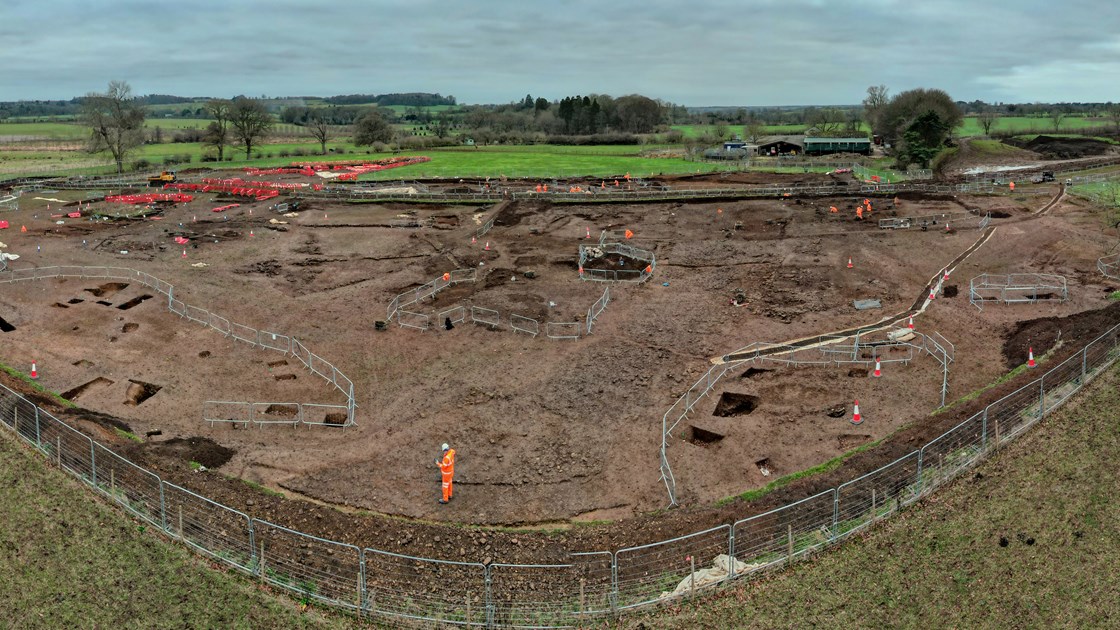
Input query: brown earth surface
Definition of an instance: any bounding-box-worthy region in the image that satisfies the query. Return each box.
[1,171,1118,569]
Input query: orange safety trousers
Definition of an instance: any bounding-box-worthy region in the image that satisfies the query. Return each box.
[442,473,454,501]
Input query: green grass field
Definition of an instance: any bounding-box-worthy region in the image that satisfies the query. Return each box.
[621,363,1120,629]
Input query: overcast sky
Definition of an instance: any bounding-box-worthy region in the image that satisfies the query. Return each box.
[3,0,1119,106]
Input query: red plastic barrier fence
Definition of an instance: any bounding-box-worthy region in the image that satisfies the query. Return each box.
[105,193,193,204]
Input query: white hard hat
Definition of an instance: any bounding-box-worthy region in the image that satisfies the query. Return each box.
[442,443,449,451]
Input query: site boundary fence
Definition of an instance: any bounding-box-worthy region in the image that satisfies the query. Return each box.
[968,273,1069,311]
[878,211,989,230]
[2,310,1120,626]
[0,265,356,427]
[586,287,610,335]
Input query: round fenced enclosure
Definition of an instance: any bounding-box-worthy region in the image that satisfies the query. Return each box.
[968,273,1069,311]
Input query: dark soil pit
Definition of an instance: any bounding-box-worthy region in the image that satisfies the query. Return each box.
[61,377,115,401]
[943,285,959,298]
[826,404,847,418]
[51,303,70,309]
[263,404,299,417]
[740,367,773,379]
[686,425,724,445]
[140,437,234,469]
[67,298,84,304]
[838,433,873,450]
[0,317,14,333]
[755,457,772,476]
[274,374,297,381]
[122,323,139,333]
[124,379,163,406]
[267,359,289,368]
[72,359,94,368]
[847,368,869,378]
[198,351,211,358]
[84,282,129,298]
[96,300,113,307]
[117,294,154,310]
[713,392,761,417]
[324,413,347,426]
[431,215,460,228]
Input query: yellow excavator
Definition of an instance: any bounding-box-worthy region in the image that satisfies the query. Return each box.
[147,171,176,187]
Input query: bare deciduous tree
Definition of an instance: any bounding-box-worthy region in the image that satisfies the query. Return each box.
[229,98,273,159]
[307,109,332,155]
[977,109,1000,135]
[1049,109,1067,132]
[862,84,889,135]
[202,99,233,161]
[81,80,146,174]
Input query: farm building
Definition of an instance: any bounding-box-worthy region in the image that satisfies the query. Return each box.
[756,136,804,156]
[803,136,872,155]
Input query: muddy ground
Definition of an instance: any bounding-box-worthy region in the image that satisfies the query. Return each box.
[1,170,1118,564]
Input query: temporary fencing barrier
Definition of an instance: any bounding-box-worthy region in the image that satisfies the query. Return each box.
[1097,253,1120,280]
[546,322,582,340]
[8,230,1120,629]
[386,268,477,323]
[0,265,355,427]
[968,273,1069,311]
[437,306,467,329]
[579,242,656,284]
[586,287,610,334]
[397,310,431,331]
[471,306,502,328]
[511,314,540,337]
[878,211,988,230]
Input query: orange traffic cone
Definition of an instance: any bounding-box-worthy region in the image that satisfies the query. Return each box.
[907,314,914,330]
[21,225,27,233]
[30,361,38,380]
[578,266,584,276]
[182,249,187,258]
[943,269,950,281]
[484,241,490,251]
[644,264,652,274]
[847,257,854,269]
[851,400,862,425]
[873,359,882,378]
[249,230,254,237]
[946,222,951,232]
[585,226,591,239]
[1028,347,1036,368]
[717,207,723,215]
[471,236,476,244]
[929,287,936,300]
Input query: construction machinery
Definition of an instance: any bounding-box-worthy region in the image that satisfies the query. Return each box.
[147,171,177,187]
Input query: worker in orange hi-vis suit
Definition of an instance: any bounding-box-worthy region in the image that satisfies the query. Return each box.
[856,207,864,220]
[437,443,456,504]
[829,206,838,213]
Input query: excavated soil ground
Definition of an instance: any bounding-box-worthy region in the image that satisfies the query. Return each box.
[1,171,1118,566]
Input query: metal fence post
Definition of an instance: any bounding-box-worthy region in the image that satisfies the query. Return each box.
[91,441,96,487]
[34,406,40,448]
[484,563,495,628]
[1082,346,1088,382]
[981,407,988,450]
[358,549,368,618]
[915,448,924,497]
[1039,378,1045,419]
[610,552,619,616]
[727,527,736,582]
[831,488,839,539]
[248,520,258,576]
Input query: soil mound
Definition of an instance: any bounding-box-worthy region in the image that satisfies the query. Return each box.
[143,437,235,469]
[1002,301,1120,369]
[1010,135,1113,159]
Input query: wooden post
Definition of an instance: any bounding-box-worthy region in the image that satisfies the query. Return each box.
[578,580,585,624]
[178,505,184,539]
[787,523,794,565]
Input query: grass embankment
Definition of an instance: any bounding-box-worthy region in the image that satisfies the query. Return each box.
[621,363,1120,629]
[0,428,358,629]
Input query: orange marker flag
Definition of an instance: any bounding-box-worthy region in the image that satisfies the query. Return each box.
[624,229,634,239]
[442,272,451,282]
[644,264,652,274]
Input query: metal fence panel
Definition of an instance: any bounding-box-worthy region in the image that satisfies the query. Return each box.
[364,549,485,627]
[302,404,351,427]
[545,322,581,340]
[398,310,430,331]
[919,413,986,495]
[229,321,258,345]
[37,411,95,484]
[93,443,164,528]
[437,306,467,328]
[259,330,291,353]
[732,489,835,572]
[616,525,731,609]
[985,380,1043,445]
[253,519,363,610]
[489,563,593,628]
[163,481,254,572]
[252,402,302,427]
[203,400,252,427]
[291,338,312,368]
[184,303,209,326]
[835,451,921,539]
[510,314,540,337]
[470,306,501,328]
[209,313,232,336]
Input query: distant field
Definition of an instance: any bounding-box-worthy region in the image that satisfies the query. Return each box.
[671,123,812,139]
[959,115,1105,136]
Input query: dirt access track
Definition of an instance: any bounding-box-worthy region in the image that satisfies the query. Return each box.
[1,170,1118,558]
